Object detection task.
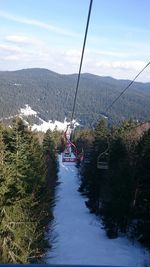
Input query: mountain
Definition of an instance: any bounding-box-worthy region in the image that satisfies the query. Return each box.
[0,68,150,127]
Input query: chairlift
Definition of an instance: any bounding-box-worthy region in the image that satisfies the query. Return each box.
[84,152,91,164]
[84,158,91,164]
[63,146,72,158]
[97,151,109,170]
[62,123,78,163]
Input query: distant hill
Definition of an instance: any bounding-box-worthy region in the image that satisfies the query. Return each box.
[0,68,150,126]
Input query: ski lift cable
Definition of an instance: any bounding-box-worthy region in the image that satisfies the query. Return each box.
[70,0,93,123]
[97,61,150,168]
[104,61,150,113]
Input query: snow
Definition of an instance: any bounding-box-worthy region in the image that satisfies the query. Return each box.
[13,83,22,86]
[101,114,108,119]
[0,115,15,121]
[3,104,79,133]
[46,154,150,266]
[20,104,37,116]
[32,119,68,132]
[32,118,79,133]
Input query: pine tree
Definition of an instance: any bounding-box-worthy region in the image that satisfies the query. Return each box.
[0,118,54,263]
[78,119,109,215]
[102,137,134,237]
[132,129,150,248]
[94,118,109,153]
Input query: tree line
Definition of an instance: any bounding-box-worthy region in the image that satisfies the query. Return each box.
[0,118,58,263]
[1,68,150,127]
[75,119,150,249]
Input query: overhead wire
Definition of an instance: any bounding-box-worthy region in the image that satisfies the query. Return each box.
[71,0,93,122]
[96,63,150,170]
[69,0,149,128]
[105,61,150,113]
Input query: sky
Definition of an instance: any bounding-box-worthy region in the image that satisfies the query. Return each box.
[0,0,150,81]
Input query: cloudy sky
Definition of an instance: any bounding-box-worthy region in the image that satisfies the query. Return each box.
[0,0,150,81]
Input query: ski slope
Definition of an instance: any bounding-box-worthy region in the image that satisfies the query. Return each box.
[47,154,150,266]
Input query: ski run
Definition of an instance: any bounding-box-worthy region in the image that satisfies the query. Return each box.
[46,154,150,266]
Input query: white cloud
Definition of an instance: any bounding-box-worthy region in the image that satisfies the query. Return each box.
[0,11,79,37]
[96,60,146,71]
[90,49,133,58]
[5,35,43,46]
[1,42,149,81]
[63,49,81,57]
[62,49,81,64]
[4,55,20,61]
[0,43,22,53]
[0,30,149,82]
[0,34,50,64]
[92,60,150,82]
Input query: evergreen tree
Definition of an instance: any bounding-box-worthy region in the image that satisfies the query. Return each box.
[78,119,109,215]
[0,118,55,263]
[132,129,150,248]
[102,137,134,237]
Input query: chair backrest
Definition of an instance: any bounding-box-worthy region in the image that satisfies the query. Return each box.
[97,150,109,170]
[97,160,109,169]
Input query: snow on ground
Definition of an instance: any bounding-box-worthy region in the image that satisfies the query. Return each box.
[32,119,79,133]
[0,115,15,121]
[20,104,37,116]
[32,119,69,132]
[1,104,79,133]
[46,154,150,266]
[13,83,22,86]
[18,104,79,132]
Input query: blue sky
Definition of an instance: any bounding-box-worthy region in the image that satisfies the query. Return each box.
[0,0,150,81]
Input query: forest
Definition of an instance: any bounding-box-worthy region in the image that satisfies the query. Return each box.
[0,116,150,264]
[75,119,150,249]
[0,68,150,126]
[0,118,59,263]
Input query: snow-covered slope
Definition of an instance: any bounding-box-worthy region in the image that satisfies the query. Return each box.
[20,104,37,116]
[32,119,79,133]
[2,104,79,132]
[46,155,150,266]
[20,104,79,132]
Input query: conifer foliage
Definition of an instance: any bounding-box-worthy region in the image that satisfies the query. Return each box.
[77,120,150,248]
[133,129,150,247]
[0,118,57,263]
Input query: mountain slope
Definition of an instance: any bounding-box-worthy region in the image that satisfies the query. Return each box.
[0,68,150,126]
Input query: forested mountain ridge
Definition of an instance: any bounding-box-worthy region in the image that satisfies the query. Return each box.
[0,68,150,126]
